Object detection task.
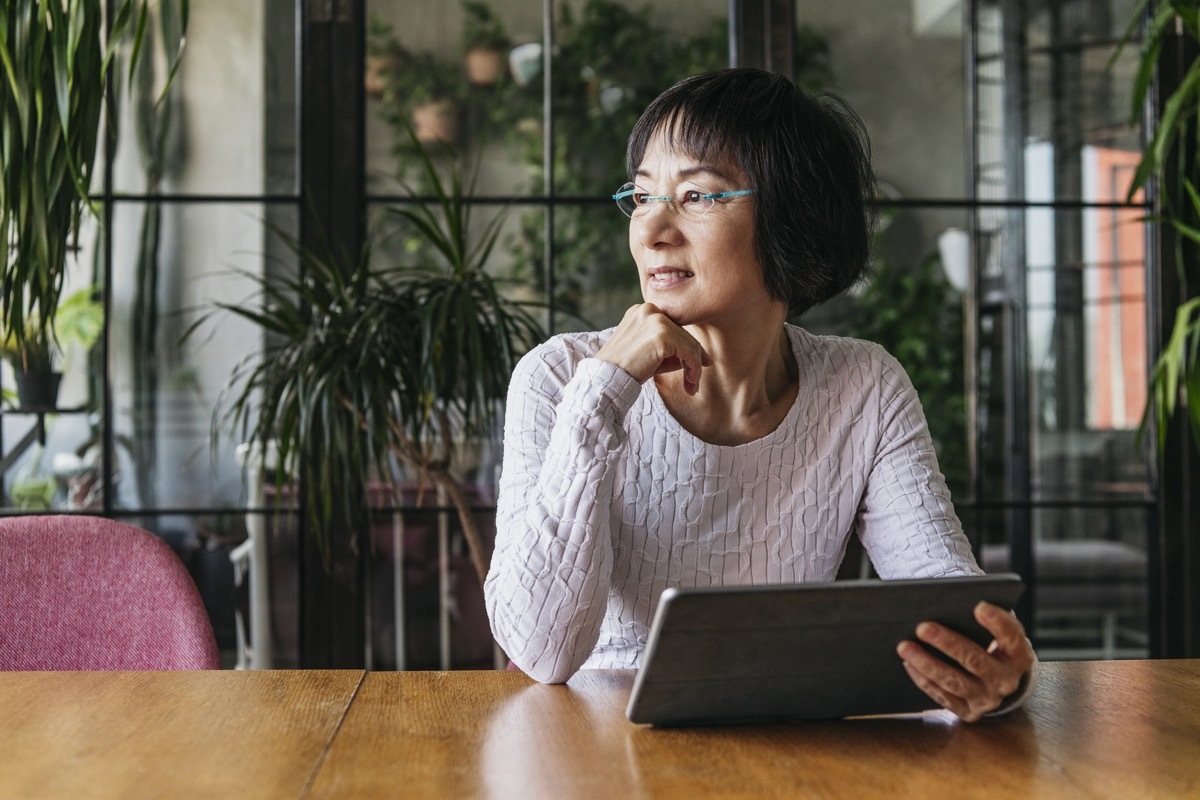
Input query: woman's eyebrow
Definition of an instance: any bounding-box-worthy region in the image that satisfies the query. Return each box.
[633,165,736,183]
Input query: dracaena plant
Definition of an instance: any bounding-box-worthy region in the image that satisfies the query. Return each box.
[380,130,546,582]
[0,0,187,362]
[1119,1,1200,448]
[202,129,545,581]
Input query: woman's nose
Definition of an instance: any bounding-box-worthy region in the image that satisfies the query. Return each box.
[635,202,683,247]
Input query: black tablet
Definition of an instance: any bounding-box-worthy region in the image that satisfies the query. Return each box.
[626,573,1025,726]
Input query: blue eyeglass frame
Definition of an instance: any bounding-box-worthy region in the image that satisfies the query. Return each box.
[612,185,755,215]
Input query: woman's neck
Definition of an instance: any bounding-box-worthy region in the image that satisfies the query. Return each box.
[654,322,798,446]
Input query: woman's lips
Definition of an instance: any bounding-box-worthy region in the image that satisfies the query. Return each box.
[646,267,694,287]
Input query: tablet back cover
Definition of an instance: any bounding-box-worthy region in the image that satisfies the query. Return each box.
[626,574,1024,726]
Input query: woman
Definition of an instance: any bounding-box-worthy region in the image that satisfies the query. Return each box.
[484,68,1034,722]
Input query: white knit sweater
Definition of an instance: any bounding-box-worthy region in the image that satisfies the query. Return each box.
[484,324,981,683]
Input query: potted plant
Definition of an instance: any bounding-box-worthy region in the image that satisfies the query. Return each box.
[203,129,545,583]
[1,325,59,410]
[369,18,464,145]
[1,289,104,410]
[407,52,463,144]
[365,15,400,99]
[0,1,186,380]
[462,2,511,86]
[378,132,546,582]
[1122,2,1200,450]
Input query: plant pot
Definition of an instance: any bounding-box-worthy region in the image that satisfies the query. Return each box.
[465,47,505,86]
[412,100,458,144]
[508,42,542,87]
[13,370,62,410]
[364,54,395,99]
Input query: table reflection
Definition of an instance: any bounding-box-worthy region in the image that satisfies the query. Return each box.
[479,670,1048,798]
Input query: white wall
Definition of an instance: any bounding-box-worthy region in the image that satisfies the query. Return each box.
[799,0,969,268]
[107,0,269,510]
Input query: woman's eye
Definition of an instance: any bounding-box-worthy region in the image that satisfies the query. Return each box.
[633,193,650,206]
[681,190,704,204]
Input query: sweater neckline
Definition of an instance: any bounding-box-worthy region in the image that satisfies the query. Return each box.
[646,325,806,452]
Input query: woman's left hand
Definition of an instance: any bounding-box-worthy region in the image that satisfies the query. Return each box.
[896,601,1035,722]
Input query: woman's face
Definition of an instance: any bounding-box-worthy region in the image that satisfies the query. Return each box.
[627,132,777,327]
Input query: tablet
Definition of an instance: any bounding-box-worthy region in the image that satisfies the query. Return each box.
[625,573,1025,726]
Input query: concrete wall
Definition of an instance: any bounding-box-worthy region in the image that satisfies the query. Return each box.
[799,1,969,275]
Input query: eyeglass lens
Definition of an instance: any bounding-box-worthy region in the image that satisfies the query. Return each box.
[612,182,752,218]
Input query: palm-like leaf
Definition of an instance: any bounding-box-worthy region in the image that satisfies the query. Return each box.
[0,0,186,355]
[1122,1,1200,449]
[196,231,413,559]
[201,132,546,577]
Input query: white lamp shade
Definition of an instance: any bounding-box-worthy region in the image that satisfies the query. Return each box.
[937,227,970,293]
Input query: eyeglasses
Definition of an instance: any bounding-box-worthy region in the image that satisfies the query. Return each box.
[612,181,754,219]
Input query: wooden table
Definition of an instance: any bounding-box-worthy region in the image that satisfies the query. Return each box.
[2,661,1199,799]
[0,670,363,800]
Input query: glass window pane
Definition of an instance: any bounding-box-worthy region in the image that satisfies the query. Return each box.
[976,0,1144,203]
[365,1,545,198]
[970,0,1152,660]
[109,201,295,512]
[552,201,638,333]
[798,1,965,203]
[111,0,297,196]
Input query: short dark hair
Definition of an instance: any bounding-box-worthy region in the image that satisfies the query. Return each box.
[626,68,876,316]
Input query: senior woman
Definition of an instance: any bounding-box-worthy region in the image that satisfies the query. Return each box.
[484,68,1035,722]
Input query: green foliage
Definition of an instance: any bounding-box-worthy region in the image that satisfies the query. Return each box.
[384,129,546,455]
[370,1,834,328]
[463,1,510,51]
[851,253,968,499]
[0,0,187,354]
[370,18,463,110]
[201,131,545,573]
[1120,0,1200,449]
[202,233,401,560]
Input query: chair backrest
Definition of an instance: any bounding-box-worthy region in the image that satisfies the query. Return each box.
[0,515,220,670]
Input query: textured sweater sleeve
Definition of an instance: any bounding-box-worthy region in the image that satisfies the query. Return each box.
[855,346,981,579]
[484,341,642,683]
[853,345,1038,714]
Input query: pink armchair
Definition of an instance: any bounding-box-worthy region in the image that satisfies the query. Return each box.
[0,515,220,670]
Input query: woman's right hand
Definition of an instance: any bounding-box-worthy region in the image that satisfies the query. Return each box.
[595,303,712,395]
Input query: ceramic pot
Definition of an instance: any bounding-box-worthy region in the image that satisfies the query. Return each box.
[364,55,394,99]
[508,42,542,87]
[412,99,457,144]
[465,48,504,85]
[13,370,62,411]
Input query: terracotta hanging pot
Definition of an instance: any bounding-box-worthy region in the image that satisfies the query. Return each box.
[412,99,458,144]
[364,54,395,99]
[465,48,504,86]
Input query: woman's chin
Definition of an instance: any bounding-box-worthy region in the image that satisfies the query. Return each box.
[640,293,687,325]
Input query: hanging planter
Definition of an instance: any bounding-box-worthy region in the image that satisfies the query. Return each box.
[462,2,511,86]
[412,99,458,144]
[508,42,542,87]
[464,47,505,85]
[365,54,395,99]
